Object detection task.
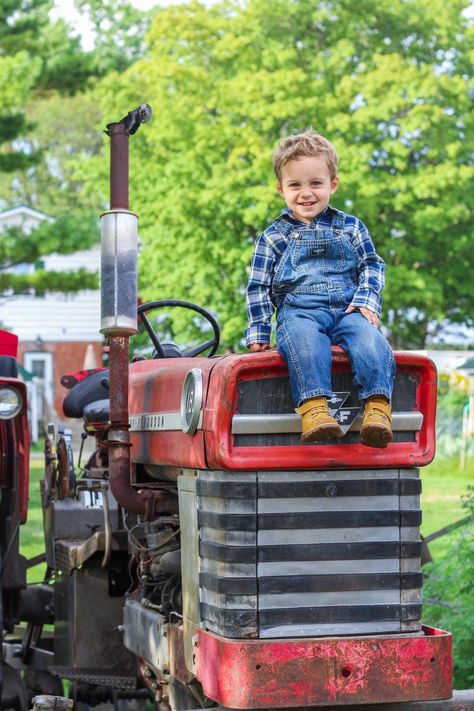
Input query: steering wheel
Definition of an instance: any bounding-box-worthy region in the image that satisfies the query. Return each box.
[137,299,220,358]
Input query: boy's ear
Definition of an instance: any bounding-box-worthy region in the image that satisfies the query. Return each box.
[277,181,284,198]
[331,176,339,194]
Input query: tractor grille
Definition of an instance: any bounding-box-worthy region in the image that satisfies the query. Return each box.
[234,371,417,446]
[197,469,422,639]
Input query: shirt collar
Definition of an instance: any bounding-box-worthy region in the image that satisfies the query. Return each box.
[279,204,334,225]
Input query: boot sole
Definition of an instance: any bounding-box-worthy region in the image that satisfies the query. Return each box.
[360,424,393,449]
[302,423,343,443]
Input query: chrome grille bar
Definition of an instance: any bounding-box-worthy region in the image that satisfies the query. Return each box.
[231,412,423,435]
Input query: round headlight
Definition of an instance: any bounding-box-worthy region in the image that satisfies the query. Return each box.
[0,387,23,419]
[181,368,203,435]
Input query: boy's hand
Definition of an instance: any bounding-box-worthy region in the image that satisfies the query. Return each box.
[249,343,271,352]
[345,305,380,328]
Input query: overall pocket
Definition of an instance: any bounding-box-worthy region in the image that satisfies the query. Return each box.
[290,232,345,273]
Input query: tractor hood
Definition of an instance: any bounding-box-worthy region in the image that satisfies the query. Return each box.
[129,348,436,473]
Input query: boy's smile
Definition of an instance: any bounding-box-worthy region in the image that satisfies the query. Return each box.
[277,155,339,223]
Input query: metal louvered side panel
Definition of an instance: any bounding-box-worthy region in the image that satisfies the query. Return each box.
[256,469,422,638]
[196,469,422,639]
[399,470,423,631]
[197,471,258,638]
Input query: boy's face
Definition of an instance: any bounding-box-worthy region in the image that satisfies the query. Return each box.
[277,155,339,223]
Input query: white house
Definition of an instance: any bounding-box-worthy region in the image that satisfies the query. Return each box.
[0,206,102,438]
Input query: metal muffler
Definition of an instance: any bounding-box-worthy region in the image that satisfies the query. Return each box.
[100,209,138,336]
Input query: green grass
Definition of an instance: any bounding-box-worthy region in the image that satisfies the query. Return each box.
[21,458,47,582]
[420,455,473,560]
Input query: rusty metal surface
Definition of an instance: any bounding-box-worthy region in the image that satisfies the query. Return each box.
[107,337,169,519]
[105,122,161,519]
[195,626,452,708]
[107,122,129,210]
[169,624,194,685]
[109,336,129,428]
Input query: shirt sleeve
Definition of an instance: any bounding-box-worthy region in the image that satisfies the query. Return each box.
[244,232,276,345]
[349,220,385,317]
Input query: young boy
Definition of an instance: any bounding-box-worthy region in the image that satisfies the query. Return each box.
[245,130,395,448]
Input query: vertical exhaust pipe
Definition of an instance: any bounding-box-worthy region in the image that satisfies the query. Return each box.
[101,105,163,520]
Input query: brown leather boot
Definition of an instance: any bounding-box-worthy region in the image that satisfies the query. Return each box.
[296,397,343,442]
[360,396,393,448]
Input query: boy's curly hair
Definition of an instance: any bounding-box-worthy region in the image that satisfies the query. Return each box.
[273,130,338,181]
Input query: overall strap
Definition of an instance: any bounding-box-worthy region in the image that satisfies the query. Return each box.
[273,215,296,238]
[330,208,345,233]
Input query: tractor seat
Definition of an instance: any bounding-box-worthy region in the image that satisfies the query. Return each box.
[63,369,110,418]
[83,398,110,423]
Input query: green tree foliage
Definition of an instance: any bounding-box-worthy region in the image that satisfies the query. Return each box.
[82,0,473,350]
[423,487,474,688]
[0,92,105,213]
[0,0,154,297]
[0,0,102,295]
[0,213,98,296]
[0,0,92,172]
[0,0,153,213]
[74,0,151,75]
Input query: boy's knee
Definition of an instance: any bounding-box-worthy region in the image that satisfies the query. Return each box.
[366,328,390,354]
[350,326,389,359]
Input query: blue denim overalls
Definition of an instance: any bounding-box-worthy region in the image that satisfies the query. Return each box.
[271,213,395,407]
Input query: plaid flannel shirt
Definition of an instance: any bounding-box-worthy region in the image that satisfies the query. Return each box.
[245,206,385,346]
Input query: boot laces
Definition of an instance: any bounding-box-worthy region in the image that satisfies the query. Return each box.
[366,403,390,421]
[308,405,330,420]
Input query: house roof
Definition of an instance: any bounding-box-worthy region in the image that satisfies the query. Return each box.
[0,206,102,343]
[458,356,474,370]
[0,205,54,224]
[0,290,102,343]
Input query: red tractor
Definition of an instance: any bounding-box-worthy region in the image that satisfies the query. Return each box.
[0,107,455,710]
[0,330,34,709]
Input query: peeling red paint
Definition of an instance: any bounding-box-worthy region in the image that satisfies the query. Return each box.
[195,626,452,708]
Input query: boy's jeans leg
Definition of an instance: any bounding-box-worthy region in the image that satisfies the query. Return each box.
[332,312,395,401]
[276,308,334,407]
